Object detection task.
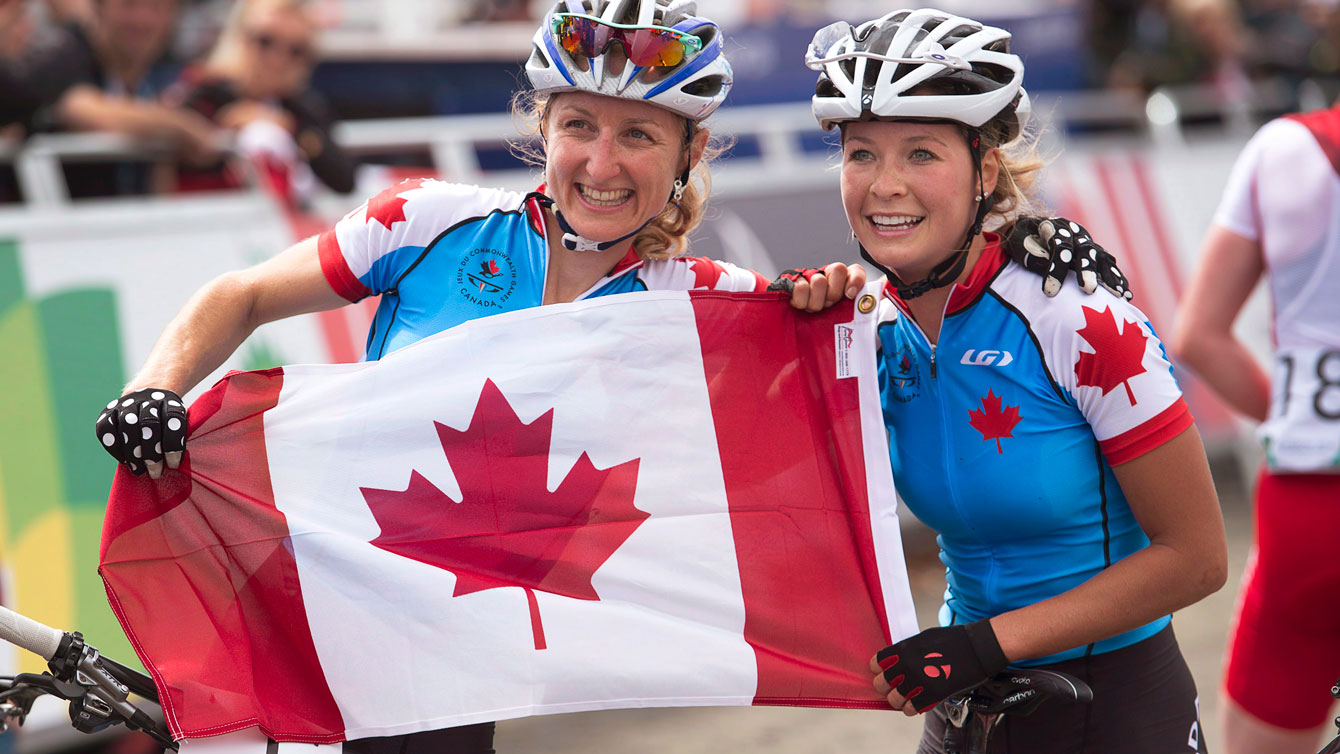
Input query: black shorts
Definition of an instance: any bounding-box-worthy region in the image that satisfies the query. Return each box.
[344,722,496,754]
[918,624,1207,754]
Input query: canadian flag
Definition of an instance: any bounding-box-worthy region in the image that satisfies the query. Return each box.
[99,288,918,744]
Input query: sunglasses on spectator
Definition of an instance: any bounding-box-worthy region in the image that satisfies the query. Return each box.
[551,12,702,68]
[247,31,313,62]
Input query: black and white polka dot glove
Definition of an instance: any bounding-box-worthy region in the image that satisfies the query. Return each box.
[1005,217,1133,300]
[95,388,188,479]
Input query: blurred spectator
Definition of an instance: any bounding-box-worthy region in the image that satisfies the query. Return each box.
[1100,0,1249,100]
[17,0,222,197]
[1,0,41,129]
[1240,0,1322,81]
[169,0,355,202]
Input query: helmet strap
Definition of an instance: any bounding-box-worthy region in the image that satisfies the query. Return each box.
[527,167,690,253]
[878,129,993,300]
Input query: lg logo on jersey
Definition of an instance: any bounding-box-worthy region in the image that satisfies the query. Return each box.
[961,349,1014,367]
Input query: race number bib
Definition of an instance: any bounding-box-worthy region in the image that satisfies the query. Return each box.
[1261,346,1340,472]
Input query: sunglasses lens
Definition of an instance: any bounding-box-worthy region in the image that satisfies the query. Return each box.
[552,14,696,67]
[621,27,687,67]
[554,15,605,57]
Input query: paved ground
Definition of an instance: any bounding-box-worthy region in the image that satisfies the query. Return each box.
[496,460,1273,754]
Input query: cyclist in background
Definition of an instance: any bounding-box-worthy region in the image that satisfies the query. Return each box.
[1172,99,1340,754]
[803,9,1227,751]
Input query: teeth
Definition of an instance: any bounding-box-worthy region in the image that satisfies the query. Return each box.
[580,185,632,205]
[872,214,922,229]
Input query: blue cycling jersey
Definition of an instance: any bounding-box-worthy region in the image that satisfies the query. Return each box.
[318,179,766,359]
[876,237,1193,665]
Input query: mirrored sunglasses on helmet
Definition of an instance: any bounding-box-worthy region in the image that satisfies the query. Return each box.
[804,20,970,72]
[551,12,703,68]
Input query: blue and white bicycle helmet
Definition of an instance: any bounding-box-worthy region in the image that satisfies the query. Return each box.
[807,8,1029,140]
[526,0,733,121]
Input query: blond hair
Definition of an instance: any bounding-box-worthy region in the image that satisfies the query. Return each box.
[509,90,727,260]
[977,117,1048,229]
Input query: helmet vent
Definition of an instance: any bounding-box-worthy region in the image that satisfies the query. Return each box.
[683,75,724,97]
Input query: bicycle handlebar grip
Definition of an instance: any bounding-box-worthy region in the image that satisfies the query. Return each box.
[0,605,65,661]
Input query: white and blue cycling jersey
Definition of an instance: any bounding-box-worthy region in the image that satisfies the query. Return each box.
[318,178,767,359]
[876,236,1193,665]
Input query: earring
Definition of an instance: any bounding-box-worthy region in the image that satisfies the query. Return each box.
[974,194,982,202]
[672,178,686,202]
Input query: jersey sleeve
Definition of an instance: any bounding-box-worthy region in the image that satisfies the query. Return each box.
[1211,120,1288,241]
[1050,293,1193,465]
[636,256,770,292]
[317,180,521,302]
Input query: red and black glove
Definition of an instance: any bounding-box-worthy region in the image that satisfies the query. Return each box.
[875,620,1008,713]
[766,268,821,295]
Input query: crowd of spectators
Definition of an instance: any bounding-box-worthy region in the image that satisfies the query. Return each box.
[3,0,1340,205]
[0,0,351,202]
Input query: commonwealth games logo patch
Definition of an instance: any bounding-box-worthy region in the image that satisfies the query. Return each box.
[457,248,517,308]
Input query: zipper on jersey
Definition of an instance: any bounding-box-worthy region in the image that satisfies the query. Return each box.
[930,343,937,378]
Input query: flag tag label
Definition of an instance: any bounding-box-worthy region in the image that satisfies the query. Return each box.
[834,324,855,379]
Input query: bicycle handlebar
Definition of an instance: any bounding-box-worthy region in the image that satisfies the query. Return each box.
[0,605,63,662]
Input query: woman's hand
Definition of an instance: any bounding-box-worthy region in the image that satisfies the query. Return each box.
[869,620,1008,716]
[217,100,297,134]
[770,263,867,311]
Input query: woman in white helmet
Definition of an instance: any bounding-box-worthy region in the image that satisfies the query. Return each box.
[92,4,865,751]
[806,9,1227,751]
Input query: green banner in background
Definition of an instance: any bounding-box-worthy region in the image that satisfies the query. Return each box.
[0,238,135,671]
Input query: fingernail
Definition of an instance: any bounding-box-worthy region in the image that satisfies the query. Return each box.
[166,451,184,469]
[146,461,163,480]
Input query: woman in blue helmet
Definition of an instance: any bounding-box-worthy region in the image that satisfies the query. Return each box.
[804,9,1227,752]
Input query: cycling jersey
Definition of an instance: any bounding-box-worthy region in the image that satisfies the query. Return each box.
[318,178,768,360]
[1214,108,1340,472]
[1213,105,1340,730]
[876,235,1192,665]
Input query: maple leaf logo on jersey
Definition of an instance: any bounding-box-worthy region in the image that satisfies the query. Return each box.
[1074,306,1147,405]
[686,257,727,289]
[968,389,1021,454]
[362,379,646,650]
[363,177,428,230]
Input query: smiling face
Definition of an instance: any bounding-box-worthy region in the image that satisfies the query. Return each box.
[542,91,705,245]
[840,119,998,282]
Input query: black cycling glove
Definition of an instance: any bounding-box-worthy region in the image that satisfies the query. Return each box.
[95,388,188,478]
[875,620,1008,713]
[766,268,821,295]
[1005,217,1132,300]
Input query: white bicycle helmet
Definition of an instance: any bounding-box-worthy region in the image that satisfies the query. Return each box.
[807,8,1029,140]
[526,0,733,121]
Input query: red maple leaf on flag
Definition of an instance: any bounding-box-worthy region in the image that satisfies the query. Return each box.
[968,389,1021,454]
[364,177,428,230]
[1074,306,1148,405]
[362,379,646,650]
[686,257,726,289]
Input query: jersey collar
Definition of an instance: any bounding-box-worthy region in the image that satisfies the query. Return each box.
[883,232,1006,317]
